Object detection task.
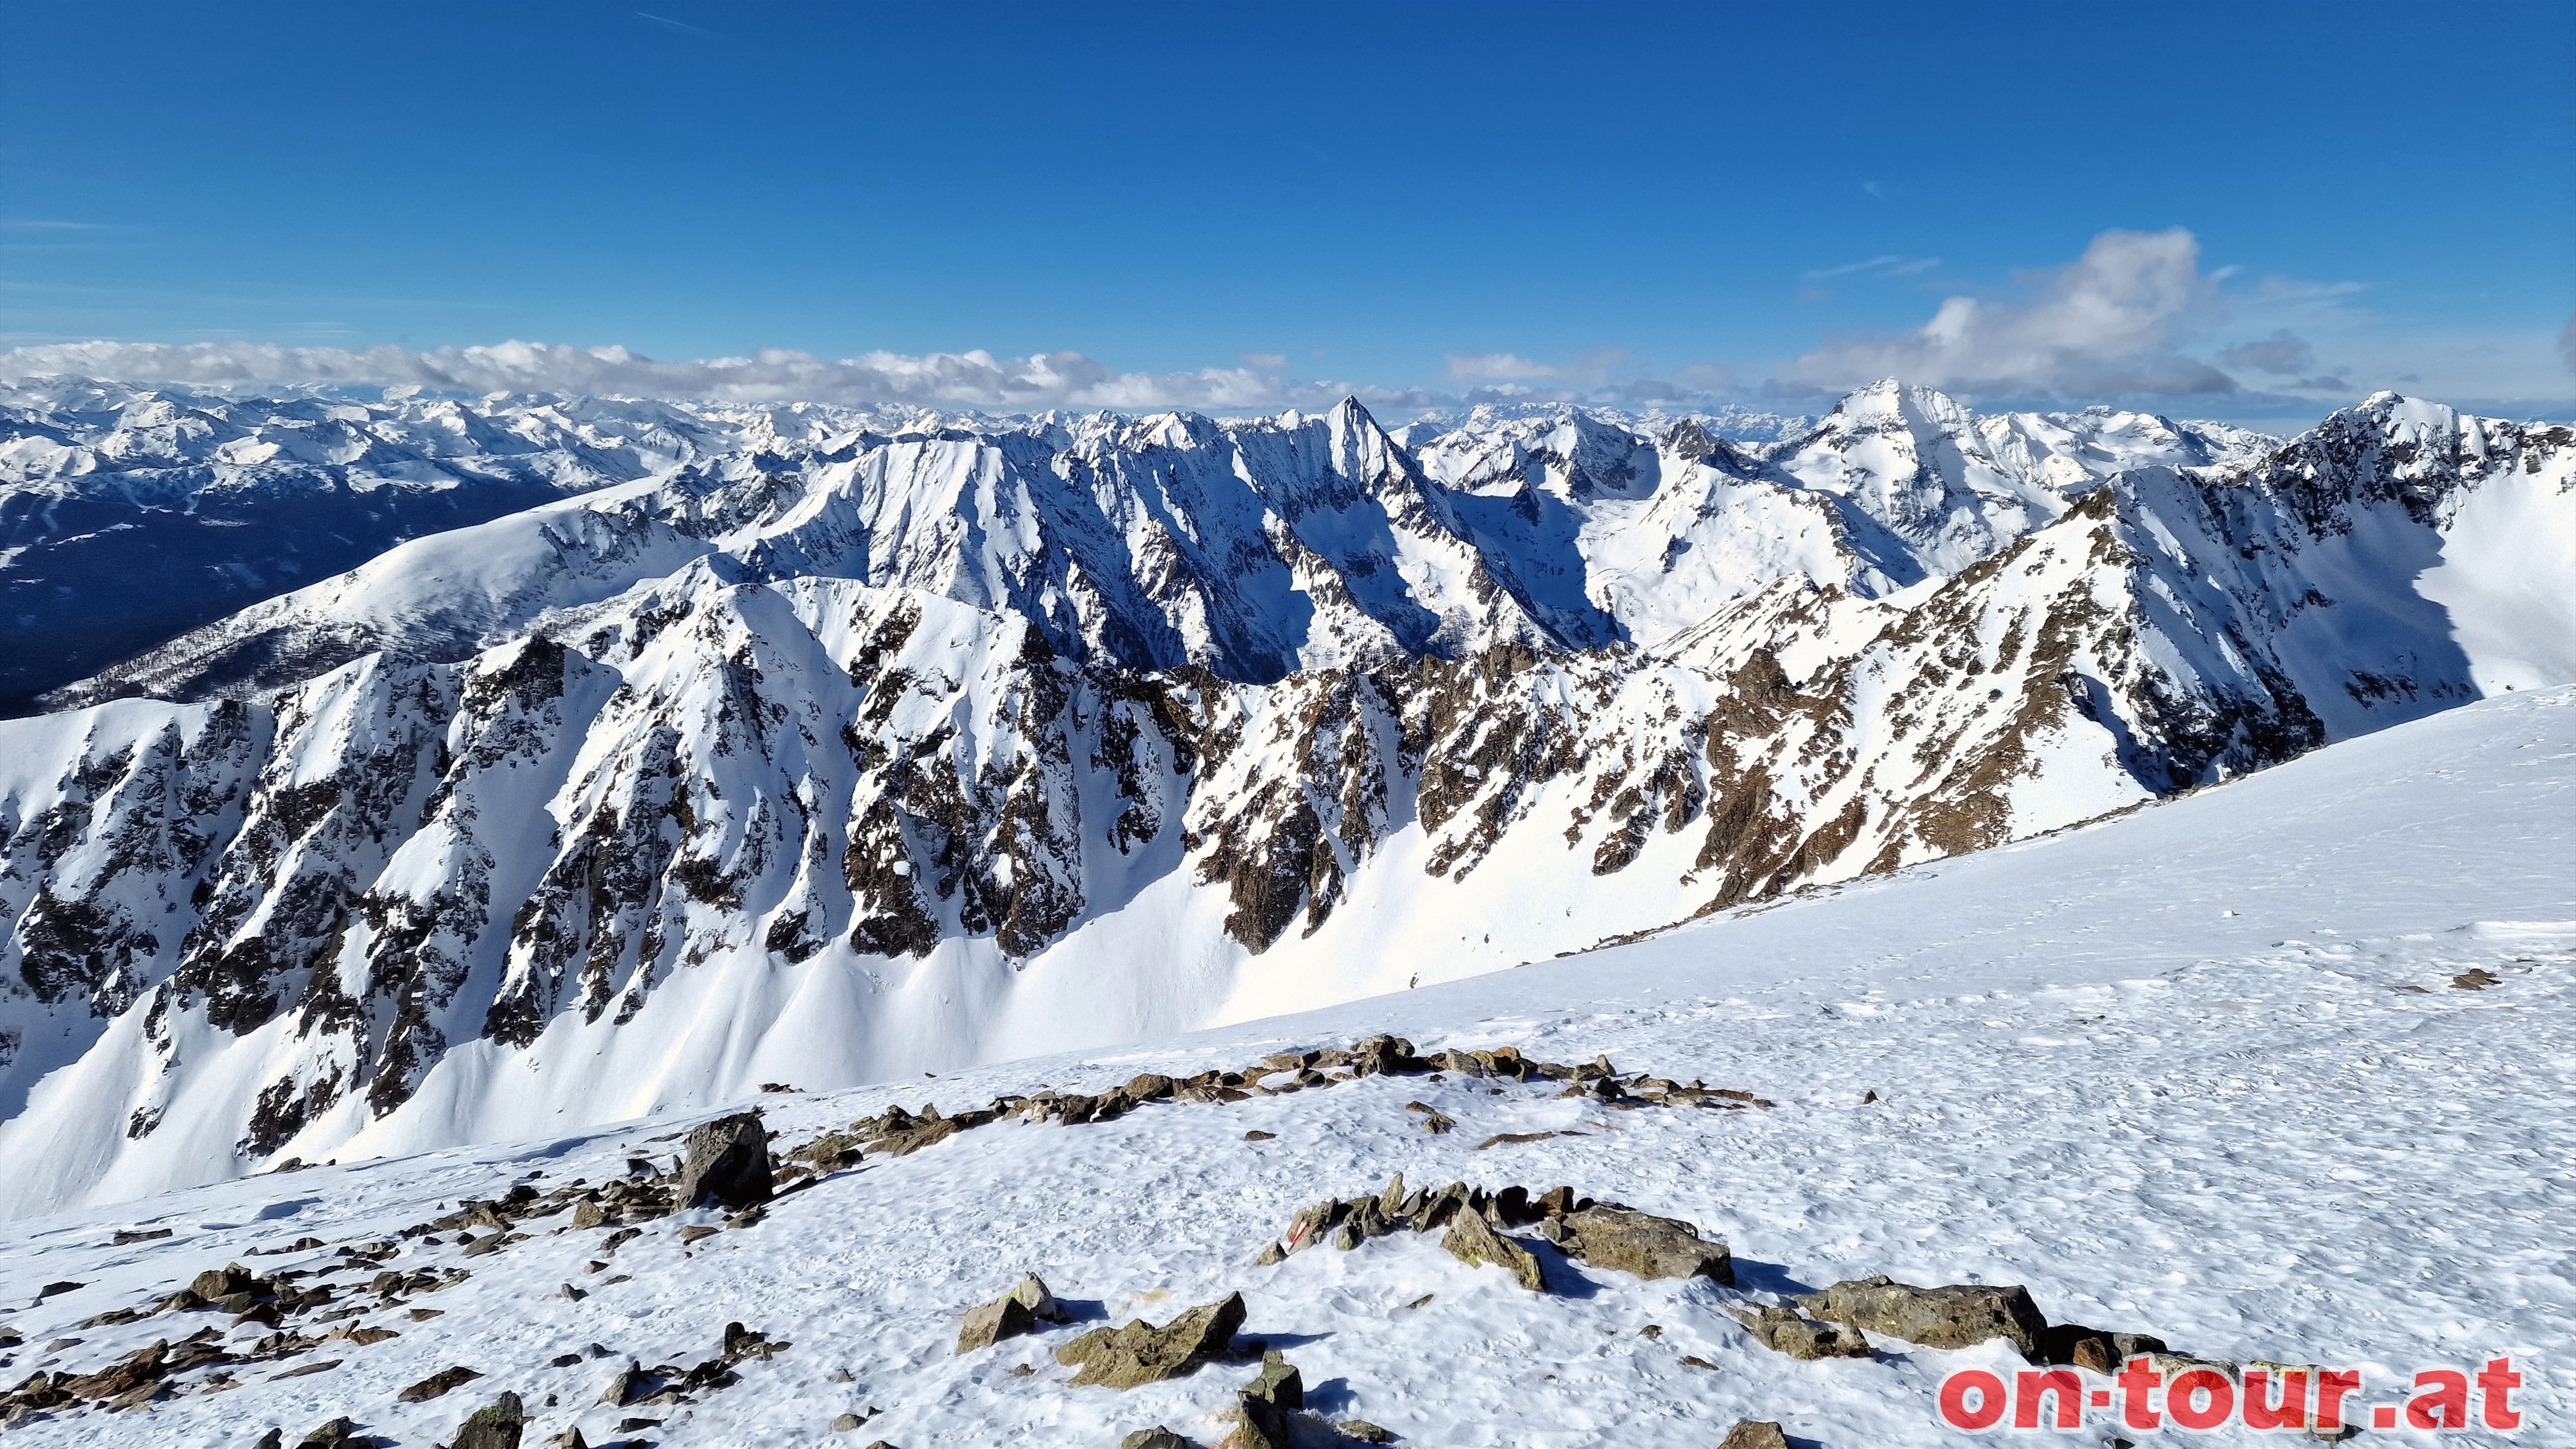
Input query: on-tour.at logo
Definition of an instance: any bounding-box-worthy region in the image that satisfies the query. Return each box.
[1938,1356,2524,1434]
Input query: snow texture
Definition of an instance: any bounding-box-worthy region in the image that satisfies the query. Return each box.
[0,686,2567,1446]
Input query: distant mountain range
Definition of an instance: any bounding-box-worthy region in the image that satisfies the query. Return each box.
[0,376,2565,1217]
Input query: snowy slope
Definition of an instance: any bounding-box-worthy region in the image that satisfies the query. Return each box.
[0,380,898,712]
[0,388,2565,1220]
[0,686,2565,1447]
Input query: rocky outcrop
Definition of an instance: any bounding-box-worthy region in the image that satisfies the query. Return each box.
[1053,1293,1246,1389]
[1794,1276,2048,1357]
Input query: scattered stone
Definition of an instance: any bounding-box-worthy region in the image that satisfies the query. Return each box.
[675,1112,774,1210]
[299,1417,361,1448]
[1226,1348,1306,1448]
[1730,1305,1871,1360]
[451,1391,527,1449]
[254,1431,283,1449]
[830,1412,865,1431]
[545,1429,588,1449]
[957,1295,1036,1354]
[2453,967,2501,990]
[1473,1130,1581,1149]
[1122,1430,1190,1449]
[1252,1242,1286,1267]
[1440,1210,1546,1291]
[1337,1421,1394,1444]
[1054,1293,1246,1389]
[270,1360,341,1380]
[1242,1131,1275,1142]
[1718,1420,1790,1449]
[677,1226,721,1245]
[1796,1276,2047,1357]
[36,1280,84,1300]
[192,1265,260,1301]
[1554,1207,1732,1284]
[398,1364,484,1402]
[600,1359,646,1407]
[1680,1354,1720,1371]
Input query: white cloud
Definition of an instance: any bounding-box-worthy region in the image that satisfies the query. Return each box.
[0,339,1294,412]
[1445,352,1566,382]
[1803,255,1939,281]
[1792,228,2236,396]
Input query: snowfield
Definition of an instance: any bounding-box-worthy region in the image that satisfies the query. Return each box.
[3,686,2567,1448]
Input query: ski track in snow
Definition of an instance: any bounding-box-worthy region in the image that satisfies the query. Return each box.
[1,690,2568,1446]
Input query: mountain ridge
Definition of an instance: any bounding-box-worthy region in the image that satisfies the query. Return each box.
[0,379,2565,1220]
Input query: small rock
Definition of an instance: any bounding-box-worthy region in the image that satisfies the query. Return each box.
[957,1296,1036,1354]
[1228,1350,1305,1446]
[676,1226,721,1245]
[831,1412,865,1432]
[1122,1430,1190,1449]
[1440,1210,1546,1292]
[1054,1293,1245,1389]
[2453,967,2500,990]
[1718,1421,1790,1449]
[545,1430,588,1449]
[570,1201,610,1231]
[598,1358,646,1407]
[397,1364,484,1402]
[1252,1242,1286,1267]
[1730,1305,1871,1360]
[1242,1131,1276,1142]
[252,1432,283,1449]
[559,1284,587,1301]
[675,1111,773,1210]
[299,1417,361,1448]
[1336,1424,1394,1444]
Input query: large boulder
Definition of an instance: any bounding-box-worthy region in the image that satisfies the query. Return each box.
[1795,1275,2046,1357]
[676,1112,773,1210]
[1556,1207,1732,1284]
[1054,1293,1245,1389]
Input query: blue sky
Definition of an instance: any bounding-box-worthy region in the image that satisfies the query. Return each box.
[3,0,2570,420]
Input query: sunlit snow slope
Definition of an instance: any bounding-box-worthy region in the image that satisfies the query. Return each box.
[0,687,2565,1446]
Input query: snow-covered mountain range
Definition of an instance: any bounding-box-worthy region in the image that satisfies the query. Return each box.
[0,378,2566,1220]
